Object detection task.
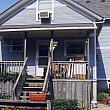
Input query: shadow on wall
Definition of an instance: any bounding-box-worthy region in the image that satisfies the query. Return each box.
[97,41,108,92]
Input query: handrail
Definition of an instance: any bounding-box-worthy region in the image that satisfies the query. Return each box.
[42,57,51,92]
[12,57,28,94]
[53,61,88,63]
[0,61,24,63]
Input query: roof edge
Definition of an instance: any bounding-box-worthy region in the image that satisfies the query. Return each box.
[0,0,36,25]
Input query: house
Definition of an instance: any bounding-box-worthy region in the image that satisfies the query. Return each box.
[0,0,109,109]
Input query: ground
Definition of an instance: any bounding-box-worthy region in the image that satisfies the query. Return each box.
[92,104,110,110]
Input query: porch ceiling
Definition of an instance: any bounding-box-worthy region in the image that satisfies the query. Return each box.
[0,23,96,32]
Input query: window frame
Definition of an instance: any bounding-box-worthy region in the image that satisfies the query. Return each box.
[10,38,24,53]
[64,40,85,57]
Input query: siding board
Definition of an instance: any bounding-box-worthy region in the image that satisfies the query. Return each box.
[2,0,92,26]
[97,23,110,79]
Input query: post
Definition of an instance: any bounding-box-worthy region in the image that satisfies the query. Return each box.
[93,29,97,101]
[0,36,2,61]
[50,39,54,76]
[90,29,97,108]
[24,32,27,60]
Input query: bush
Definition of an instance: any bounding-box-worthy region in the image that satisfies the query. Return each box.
[98,92,108,100]
[52,99,80,110]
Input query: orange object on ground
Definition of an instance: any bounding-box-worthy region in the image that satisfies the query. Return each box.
[29,92,47,101]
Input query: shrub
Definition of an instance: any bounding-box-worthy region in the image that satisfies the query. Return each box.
[52,99,80,110]
[98,92,108,101]
[0,93,11,99]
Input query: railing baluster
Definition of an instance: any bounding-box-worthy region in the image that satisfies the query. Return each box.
[53,61,88,80]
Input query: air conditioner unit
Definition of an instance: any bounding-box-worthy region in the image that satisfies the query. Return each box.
[39,11,50,19]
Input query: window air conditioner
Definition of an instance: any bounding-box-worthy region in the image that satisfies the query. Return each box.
[39,11,50,19]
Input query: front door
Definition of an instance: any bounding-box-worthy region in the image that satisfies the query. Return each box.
[36,41,49,76]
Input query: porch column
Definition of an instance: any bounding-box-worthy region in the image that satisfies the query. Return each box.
[93,29,97,101]
[0,36,2,61]
[89,29,97,102]
[24,32,27,60]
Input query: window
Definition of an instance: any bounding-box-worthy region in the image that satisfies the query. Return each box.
[10,38,23,52]
[38,44,49,66]
[65,40,85,57]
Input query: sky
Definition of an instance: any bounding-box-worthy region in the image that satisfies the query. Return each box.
[0,0,20,14]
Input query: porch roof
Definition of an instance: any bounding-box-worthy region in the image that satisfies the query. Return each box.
[0,23,97,32]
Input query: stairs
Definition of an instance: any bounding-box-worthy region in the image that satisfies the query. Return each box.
[0,76,51,110]
[18,76,49,110]
[19,76,45,100]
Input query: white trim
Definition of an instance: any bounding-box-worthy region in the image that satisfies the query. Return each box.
[0,26,97,32]
[97,78,110,81]
[36,40,49,75]
[52,0,54,20]
[96,46,110,49]
[93,29,97,80]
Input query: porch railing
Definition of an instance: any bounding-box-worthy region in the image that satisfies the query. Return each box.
[0,61,24,75]
[53,61,89,79]
[12,57,28,99]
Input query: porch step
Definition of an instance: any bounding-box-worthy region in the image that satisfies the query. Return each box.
[23,86,43,91]
[25,82,44,87]
[0,99,48,110]
[26,78,44,82]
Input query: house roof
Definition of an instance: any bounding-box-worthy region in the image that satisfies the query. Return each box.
[0,0,103,26]
[75,0,110,19]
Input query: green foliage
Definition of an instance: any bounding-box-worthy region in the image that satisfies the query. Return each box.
[0,93,11,99]
[98,92,108,100]
[52,99,80,110]
[0,72,18,83]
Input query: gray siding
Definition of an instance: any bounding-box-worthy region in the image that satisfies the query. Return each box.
[97,22,110,79]
[2,0,92,26]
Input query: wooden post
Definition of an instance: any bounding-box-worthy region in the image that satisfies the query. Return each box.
[50,39,54,77]
[24,32,27,60]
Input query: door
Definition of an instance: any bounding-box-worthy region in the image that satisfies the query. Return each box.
[36,41,49,76]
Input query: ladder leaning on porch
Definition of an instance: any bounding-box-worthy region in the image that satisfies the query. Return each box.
[42,57,51,92]
[12,57,28,99]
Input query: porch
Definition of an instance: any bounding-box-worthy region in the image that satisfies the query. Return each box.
[0,28,97,110]
[0,29,90,80]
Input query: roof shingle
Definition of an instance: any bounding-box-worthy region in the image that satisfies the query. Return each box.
[74,0,110,18]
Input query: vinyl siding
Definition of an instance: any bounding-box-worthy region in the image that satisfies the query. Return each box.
[97,22,110,79]
[2,0,92,26]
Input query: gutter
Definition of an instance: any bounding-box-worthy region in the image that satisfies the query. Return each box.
[0,26,97,32]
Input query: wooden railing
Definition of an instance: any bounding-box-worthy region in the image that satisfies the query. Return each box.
[42,58,51,92]
[12,57,28,99]
[0,61,24,75]
[53,61,89,79]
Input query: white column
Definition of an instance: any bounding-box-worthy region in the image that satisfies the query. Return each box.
[24,37,27,60]
[92,29,97,101]
[93,29,97,101]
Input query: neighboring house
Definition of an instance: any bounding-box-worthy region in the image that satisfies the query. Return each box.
[0,0,109,109]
